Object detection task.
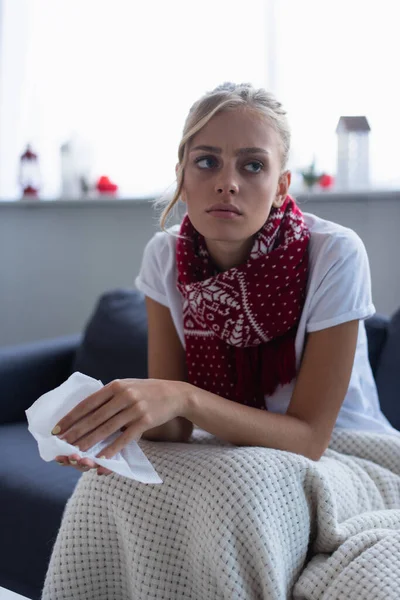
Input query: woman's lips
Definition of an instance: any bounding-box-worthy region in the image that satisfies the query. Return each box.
[206,204,242,219]
[207,209,242,219]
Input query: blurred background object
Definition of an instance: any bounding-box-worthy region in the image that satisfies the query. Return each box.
[0,0,399,200]
[299,158,335,191]
[18,144,41,198]
[60,133,94,199]
[96,175,118,195]
[336,116,371,190]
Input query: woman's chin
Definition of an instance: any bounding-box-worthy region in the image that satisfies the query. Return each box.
[198,226,246,244]
[192,215,246,236]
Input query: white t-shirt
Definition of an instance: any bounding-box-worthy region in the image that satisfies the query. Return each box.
[135,212,397,435]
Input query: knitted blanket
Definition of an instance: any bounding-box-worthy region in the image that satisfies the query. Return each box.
[41,427,400,600]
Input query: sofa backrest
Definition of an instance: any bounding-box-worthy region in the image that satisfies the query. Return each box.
[364,314,389,377]
[72,289,148,383]
[373,308,400,430]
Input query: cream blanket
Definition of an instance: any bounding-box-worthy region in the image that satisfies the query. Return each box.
[41,427,400,600]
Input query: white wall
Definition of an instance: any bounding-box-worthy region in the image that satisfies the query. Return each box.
[1,192,399,346]
[300,191,400,318]
[0,199,160,345]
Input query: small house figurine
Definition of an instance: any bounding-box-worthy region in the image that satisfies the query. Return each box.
[335,116,370,190]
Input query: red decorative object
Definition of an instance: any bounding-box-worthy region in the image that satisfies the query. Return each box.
[96,175,118,194]
[318,173,335,189]
[18,144,41,197]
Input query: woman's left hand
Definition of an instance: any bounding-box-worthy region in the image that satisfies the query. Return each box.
[53,378,189,461]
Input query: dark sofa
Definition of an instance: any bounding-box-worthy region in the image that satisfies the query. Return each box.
[1,289,399,600]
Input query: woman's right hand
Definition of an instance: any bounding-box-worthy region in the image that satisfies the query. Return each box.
[55,454,112,475]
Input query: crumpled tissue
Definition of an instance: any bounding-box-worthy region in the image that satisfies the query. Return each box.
[25,371,162,484]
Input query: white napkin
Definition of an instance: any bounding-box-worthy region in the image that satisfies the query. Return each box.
[25,371,162,484]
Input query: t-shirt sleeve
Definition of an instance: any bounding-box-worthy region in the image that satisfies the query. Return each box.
[306,229,376,333]
[135,233,170,307]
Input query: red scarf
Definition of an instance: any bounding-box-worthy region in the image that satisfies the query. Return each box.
[176,195,311,409]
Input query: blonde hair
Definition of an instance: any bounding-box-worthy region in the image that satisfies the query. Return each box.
[157,82,291,230]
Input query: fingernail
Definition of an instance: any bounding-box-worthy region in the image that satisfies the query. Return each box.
[51,425,61,435]
[56,460,65,465]
[69,459,78,465]
[99,455,107,460]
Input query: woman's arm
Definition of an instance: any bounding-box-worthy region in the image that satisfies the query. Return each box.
[54,317,358,462]
[141,296,193,443]
[183,320,359,460]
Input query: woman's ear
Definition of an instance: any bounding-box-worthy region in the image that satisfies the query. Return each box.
[273,171,291,207]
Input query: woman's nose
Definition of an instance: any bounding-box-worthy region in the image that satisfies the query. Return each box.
[216,184,238,195]
[214,170,239,195]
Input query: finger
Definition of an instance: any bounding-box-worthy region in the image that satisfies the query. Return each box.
[52,380,121,436]
[96,467,112,476]
[95,422,143,460]
[78,458,97,470]
[77,464,91,472]
[57,389,133,447]
[72,407,135,452]
[72,460,93,473]
[68,452,81,466]
[54,455,94,471]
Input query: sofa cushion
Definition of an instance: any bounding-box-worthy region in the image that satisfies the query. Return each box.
[0,422,81,599]
[0,334,80,425]
[364,314,389,376]
[73,289,148,384]
[375,308,400,430]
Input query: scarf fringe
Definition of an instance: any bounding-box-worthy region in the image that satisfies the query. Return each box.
[235,329,297,408]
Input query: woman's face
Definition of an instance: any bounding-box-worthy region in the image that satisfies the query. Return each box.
[180,107,291,269]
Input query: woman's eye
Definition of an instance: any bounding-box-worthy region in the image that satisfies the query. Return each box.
[244,161,264,173]
[195,156,218,169]
[194,157,264,173]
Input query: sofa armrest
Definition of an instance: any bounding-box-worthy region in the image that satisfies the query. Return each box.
[0,334,82,424]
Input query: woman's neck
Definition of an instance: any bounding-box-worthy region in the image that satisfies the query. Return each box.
[205,237,255,272]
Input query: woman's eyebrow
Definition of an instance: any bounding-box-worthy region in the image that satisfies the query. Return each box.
[190,145,271,156]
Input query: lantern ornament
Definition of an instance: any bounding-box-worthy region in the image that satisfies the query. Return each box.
[19,144,41,197]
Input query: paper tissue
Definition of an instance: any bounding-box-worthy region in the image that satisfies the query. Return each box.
[25,372,162,483]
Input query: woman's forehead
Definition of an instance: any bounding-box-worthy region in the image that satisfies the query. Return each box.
[190,108,278,151]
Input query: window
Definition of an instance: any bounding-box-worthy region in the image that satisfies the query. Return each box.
[0,0,398,199]
[0,0,269,199]
[274,0,400,190]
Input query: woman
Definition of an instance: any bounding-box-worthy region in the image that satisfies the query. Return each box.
[45,82,400,600]
[55,82,396,474]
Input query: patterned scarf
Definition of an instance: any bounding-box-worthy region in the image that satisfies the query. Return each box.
[176,195,311,409]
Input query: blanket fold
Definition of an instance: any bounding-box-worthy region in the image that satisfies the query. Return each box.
[41,428,400,600]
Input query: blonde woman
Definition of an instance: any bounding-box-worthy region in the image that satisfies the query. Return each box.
[47,83,400,599]
[56,82,395,469]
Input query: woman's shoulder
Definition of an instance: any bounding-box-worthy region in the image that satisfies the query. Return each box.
[302,212,373,314]
[299,212,375,332]
[146,224,180,251]
[303,212,367,268]
[142,225,180,266]
[304,212,362,244]
[135,225,181,306]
